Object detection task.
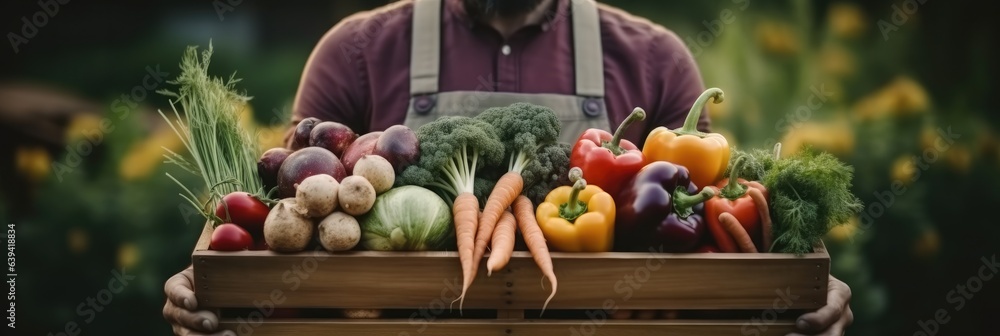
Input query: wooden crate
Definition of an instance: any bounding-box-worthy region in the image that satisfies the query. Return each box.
[193,223,829,336]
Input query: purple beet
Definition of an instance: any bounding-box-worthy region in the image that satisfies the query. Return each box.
[372,125,419,174]
[309,121,358,157]
[258,147,294,192]
[277,147,347,198]
[289,117,321,150]
[342,132,382,175]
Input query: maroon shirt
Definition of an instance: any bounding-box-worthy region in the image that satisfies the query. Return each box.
[292,0,710,145]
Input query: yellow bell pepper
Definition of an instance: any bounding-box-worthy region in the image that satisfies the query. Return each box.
[536,168,615,252]
[643,88,731,189]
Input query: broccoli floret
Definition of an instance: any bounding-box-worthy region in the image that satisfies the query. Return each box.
[476,102,560,173]
[523,143,572,204]
[396,116,505,199]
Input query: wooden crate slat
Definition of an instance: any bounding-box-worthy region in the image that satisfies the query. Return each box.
[218,318,797,336]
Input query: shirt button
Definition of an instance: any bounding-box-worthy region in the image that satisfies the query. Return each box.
[501,45,511,56]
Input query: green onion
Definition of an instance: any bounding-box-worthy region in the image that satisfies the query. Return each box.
[158,42,263,220]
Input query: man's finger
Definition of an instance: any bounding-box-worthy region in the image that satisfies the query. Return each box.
[163,301,220,332]
[794,276,851,333]
[165,268,197,310]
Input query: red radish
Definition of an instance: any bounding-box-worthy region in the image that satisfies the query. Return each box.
[215,192,270,237]
[210,224,254,251]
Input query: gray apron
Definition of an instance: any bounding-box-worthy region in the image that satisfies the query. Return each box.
[403,0,612,143]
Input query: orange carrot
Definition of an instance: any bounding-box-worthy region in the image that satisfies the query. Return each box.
[719,212,758,253]
[474,172,524,264]
[747,188,773,252]
[513,195,557,314]
[451,192,481,312]
[486,210,517,276]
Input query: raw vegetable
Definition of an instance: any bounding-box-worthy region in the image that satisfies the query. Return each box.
[343,132,383,175]
[258,148,293,192]
[295,174,339,218]
[338,175,376,216]
[616,161,716,252]
[643,88,730,189]
[310,121,358,157]
[290,117,320,150]
[317,212,361,252]
[703,157,768,252]
[210,223,254,251]
[729,146,863,254]
[373,125,420,174]
[515,194,557,314]
[397,116,504,311]
[215,192,270,237]
[485,210,517,276]
[536,168,616,252]
[569,107,647,198]
[474,103,561,266]
[748,188,774,251]
[523,143,573,205]
[278,147,347,198]
[718,213,757,252]
[264,199,315,252]
[158,44,264,222]
[353,155,395,194]
[358,186,454,251]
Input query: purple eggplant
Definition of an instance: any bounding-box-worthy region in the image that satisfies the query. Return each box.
[615,161,716,252]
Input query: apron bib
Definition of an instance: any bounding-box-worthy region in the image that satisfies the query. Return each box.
[403,0,611,144]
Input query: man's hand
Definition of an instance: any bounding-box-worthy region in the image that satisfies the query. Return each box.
[788,275,853,336]
[163,267,234,336]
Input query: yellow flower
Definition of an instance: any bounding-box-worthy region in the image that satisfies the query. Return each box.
[891,77,930,115]
[117,243,140,269]
[67,227,89,254]
[912,228,940,259]
[119,126,186,181]
[756,21,800,56]
[819,44,855,77]
[780,120,855,157]
[853,77,929,120]
[65,114,103,143]
[16,146,51,182]
[946,144,972,173]
[891,156,915,185]
[826,216,859,243]
[828,3,867,38]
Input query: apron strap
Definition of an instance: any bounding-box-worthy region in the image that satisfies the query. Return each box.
[410,0,442,96]
[572,0,604,98]
[409,0,604,97]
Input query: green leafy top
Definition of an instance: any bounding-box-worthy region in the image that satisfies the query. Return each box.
[397,116,504,200]
[476,102,561,173]
[158,43,264,222]
[731,147,863,254]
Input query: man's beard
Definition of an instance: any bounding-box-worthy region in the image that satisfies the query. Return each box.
[463,0,545,19]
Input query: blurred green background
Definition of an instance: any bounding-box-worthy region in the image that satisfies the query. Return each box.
[1,0,997,335]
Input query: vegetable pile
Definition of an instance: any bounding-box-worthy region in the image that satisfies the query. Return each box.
[160,46,863,315]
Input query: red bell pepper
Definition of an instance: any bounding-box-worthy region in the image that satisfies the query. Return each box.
[704,157,768,253]
[569,108,647,198]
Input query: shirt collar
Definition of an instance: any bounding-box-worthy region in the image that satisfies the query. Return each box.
[445,0,569,31]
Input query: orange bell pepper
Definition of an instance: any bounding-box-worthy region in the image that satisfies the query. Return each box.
[642,88,730,189]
